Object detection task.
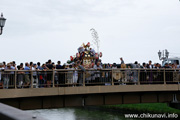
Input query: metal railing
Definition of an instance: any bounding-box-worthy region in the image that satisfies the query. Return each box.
[0,68,179,89]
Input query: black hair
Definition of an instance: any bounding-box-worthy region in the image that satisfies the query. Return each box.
[134,61,138,64]
[142,63,146,66]
[30,62,33,66]
[112,63,116,67]
[48,59,51,63]
[37,62,40,66]
[17,65,20,70]
[25,63,28,66]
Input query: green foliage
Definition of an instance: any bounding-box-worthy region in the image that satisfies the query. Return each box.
[102,103,180,114]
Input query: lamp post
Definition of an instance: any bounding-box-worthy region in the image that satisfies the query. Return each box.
[158,50,161,60]
[158,49,169,61]
[0,13,6,35]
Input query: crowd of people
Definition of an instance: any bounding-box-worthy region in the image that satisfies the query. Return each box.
[0,58,179,89]
[0,59,104,89]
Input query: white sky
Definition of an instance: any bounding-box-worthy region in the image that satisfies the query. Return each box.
[1,0,180,65]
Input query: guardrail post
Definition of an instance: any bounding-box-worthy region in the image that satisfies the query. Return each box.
[14,71,17,89]
[164,69,166,85]
[138,70,140,85]
[31,71,33,88]
[111,69,114,86]
[83,72,85,87]
[52,70,55,88]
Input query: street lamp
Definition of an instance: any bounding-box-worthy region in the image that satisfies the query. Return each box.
[158,50,162,60]
[158,49,169,61]
[0,13,6,35]
[165,49,169,59]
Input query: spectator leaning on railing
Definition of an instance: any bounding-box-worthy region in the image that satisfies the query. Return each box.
[24,62,31,87]
[3,63,11,89]
[1,58,180,89]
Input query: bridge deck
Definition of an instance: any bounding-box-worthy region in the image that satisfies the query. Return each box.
[0,84,179,99]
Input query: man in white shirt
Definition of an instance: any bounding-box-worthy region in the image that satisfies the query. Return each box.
[147,60,153,69]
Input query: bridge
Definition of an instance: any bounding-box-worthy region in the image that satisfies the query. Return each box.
[0,69,180,110]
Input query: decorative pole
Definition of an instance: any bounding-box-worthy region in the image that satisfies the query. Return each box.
[158,49,169,61]
[0,13,7,35]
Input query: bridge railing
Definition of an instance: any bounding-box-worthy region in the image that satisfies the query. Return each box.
[0,68,179,89]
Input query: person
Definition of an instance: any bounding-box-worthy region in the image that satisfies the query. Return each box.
[77,61,85,86]
[112,63,117,69]
[56,61,62,69]
[105,63,111,83]
[126,65,132,83]
[171,63,177,69]
[85,63,93,85]
[121,63,126,85]
[67,64,74,85]
[93,61,103,84]
[112,63,121,85]
[46,59,53,87]
[3,63,11,89]
[90,48,95,56]
[140,62,147,84]
[147,60,153,69]
[90,63,96,84]
[132,61,139,84]
[41,64,49,87]
[30,62,33,69]
[24,62,31,87]
[73,64,78,86]
[17,65,24,88]
[54,61,62,86]
[37,62,45,87]
[154,63,160,69]
[37,62,42,70]
[20,63,23,68]
[3,62,6,68]
[155,63,163,84]
[32,64,38,88]
[146,60,154,84]
[9,62,16,88]
[163,63,173,83]
[120,57,124,64]
[163,63,170,68]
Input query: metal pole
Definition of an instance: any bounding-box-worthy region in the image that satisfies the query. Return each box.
[164,69,166,84]
[83,72,85,87]
[14,71,17,89]
[52,70,55,88]
[31,71,33,88]
[0,27,2,35]
[111,69,114,85]
[138,70,140,85]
